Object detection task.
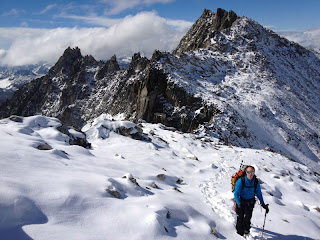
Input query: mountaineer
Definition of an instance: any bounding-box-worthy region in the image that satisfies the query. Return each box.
[233,165,269,236]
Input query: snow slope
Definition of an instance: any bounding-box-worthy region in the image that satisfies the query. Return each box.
[1,115,319,240]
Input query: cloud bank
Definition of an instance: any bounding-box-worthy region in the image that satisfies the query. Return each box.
[0,11,192,66]
[278,27,320,52]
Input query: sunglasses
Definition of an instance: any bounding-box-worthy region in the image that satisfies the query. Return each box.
[246,171,255,174]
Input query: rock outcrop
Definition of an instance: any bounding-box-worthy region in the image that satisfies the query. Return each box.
[173,8,238,56]
[0,47,218,133]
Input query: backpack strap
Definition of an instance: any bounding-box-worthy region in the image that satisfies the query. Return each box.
[254,177,258,193]
[241,176,258,194]
[241,176,245,189]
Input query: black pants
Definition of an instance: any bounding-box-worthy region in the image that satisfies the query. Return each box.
[236,202,254,235]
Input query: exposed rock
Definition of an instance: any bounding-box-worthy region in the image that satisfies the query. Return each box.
[9,115,23,123]
[96,55,120,80]
[172,187,182,193]
[173,8,238,55]
[118,125,149,141]
[37,143,53,150]
[129,177,140,187]
[210,226,218,237]
[212,8,238,32]
[0,46,220,134]
[57,124,91,148]
[157,174,166,180]
[128,52,150,74]
[176,178,184,184]
[106,189,121,198]
[48,46,84,76]
[151,182,159,189]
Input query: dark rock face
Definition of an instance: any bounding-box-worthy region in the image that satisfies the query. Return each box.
[173,8,238,56]
[0,47,100,128]
[212,8,238,31]
[96,55,120,80]
[137,70,219,132]
[0,47,218,133]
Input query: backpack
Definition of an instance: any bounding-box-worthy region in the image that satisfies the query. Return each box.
[231,165,246,192]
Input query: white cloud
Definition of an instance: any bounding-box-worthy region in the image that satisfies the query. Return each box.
[59,14,123,27]
[40,4,58,14]
[1,8,25,17]
[100,0,175,15]
[0,49,6,58]
[278,26,320,52]
[0,11,192,66]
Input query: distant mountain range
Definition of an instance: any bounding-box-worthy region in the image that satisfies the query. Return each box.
[0,64,50,102]
[0,8,319,172]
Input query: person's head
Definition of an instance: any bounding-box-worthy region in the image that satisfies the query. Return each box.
[245,165,255,180]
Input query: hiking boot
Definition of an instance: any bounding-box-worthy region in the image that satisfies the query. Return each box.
[244,230,250,235]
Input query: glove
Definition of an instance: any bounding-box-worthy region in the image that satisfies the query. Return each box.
[262,204,269,214]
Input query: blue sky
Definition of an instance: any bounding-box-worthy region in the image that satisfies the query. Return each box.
[0,0,320,66]
[1,0,319,30]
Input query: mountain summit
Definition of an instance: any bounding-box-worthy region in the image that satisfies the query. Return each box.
[0,8,319,172]
[174,8,238,55]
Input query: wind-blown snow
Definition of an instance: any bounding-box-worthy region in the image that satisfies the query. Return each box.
[1,115,319,239]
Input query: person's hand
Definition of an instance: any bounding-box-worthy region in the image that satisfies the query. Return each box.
[262,204,269,214]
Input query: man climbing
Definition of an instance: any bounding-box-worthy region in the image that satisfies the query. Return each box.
[234,165,269,236]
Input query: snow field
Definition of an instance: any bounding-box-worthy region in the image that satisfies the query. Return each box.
[0,115,319,239]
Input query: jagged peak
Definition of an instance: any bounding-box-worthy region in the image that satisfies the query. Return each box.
[95,55,120,80]
[173,8,239,55]
[62,46,82,58]
[212,8,238,31]
[200,8,215,19]
[128,52,149,72]
[48,46,84,75]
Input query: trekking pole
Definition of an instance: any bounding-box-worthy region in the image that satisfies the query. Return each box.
[239,159,243,169]
[261,210,267,238]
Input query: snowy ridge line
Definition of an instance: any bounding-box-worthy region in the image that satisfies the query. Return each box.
[1,115,319,239]
[153,15,320,173]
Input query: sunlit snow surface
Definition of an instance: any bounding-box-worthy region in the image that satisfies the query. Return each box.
[0,115,319,240]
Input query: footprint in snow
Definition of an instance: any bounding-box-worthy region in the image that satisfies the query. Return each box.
[200,180,235,223]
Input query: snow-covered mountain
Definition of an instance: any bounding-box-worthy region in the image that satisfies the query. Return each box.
[1,8,319,173]
[0,64,50,102]
[0,115,319,239]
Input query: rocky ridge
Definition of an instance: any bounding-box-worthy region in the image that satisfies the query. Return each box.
[0,8,319,171]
